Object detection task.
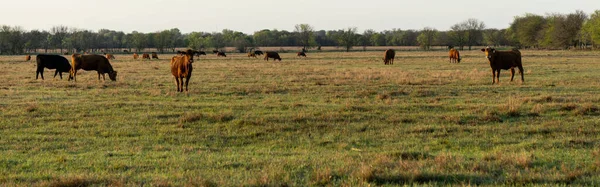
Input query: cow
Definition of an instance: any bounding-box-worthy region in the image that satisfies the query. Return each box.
[151,52,159,59]
[481,47,524,84]
[212,50,219,54]
[177,50,185,56]
[264,52,282,61]
[142,53,150,59]
[133,53,139,59]
[449,48,461,63]
[297,52,307,57]
[217,51,227,57]
[170,49,195,92]
[194,51,206,56]
[123,50,129,54]
[35,54,72,80]
[104,53,115,60]
[69,54,118,81]
[247,52,257,58]
[383,49,395,65]
[254,50,264,56]
[25,55,31,61]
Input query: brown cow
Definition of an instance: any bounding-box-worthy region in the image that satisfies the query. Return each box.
[151,52,159,59]
[297,52,307,57]
[216,51,226,57]
[449,48,461,63]
[170,49,195,92]
[383,49,395,65]
[133,53,139,59]
[104,53,115,60]
[481,47,524,84]
[247,52,256,58]
[264,52,282,61]
[69,54,117,81]
[25,55,31,61]
[142,53,150,59]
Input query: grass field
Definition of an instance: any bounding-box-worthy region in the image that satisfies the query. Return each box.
[1,50,600,186]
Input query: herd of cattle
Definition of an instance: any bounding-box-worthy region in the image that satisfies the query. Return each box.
[27,47,524,92]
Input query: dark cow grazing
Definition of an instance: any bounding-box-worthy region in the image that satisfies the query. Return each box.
[217,51,227,57]
[133,53,139,59]
[297,52,307,57]
[247,52,257,58]
[481,47,524,84]
[212,50,219,54]
[104,53,115,60]
[35,54,72,80]
[254,50,264,56]
[142,53,150,59]
[151,52,159,59]
[123,50,129,54]
[264,52,282,61]
[194,51,206,56]
[449,48,461,63]
[383,49,395,65]
[25,55,31,61]
[69,54,118,81]
[170,49,195,92]
[177,50,185,56]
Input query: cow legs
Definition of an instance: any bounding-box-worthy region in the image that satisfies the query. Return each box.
[36,67,44,80]
[54,70,59,78]
[510,68,515,82]
[174,77,181,92]
[496,70,501,84]
[184,76,190,92]
[518,66,525,82]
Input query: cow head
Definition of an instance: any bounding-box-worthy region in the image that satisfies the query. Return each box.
[109,71,118,81]
[481,47,497,62]
[185,49,194,63]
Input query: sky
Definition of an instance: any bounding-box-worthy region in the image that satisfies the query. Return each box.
[1,0,597,34]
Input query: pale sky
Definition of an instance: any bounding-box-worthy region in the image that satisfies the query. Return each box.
[1,0,597,34]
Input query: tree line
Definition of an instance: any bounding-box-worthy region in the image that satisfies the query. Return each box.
[1,10,599,55]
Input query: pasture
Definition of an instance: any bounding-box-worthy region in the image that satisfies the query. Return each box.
[0,50,599,186]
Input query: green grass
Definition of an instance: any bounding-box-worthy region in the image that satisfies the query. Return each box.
[1,50,600,186]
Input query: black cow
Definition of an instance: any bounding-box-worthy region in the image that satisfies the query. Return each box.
[35,54,72,80]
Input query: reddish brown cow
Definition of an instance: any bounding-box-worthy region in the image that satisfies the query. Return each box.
[383,49,395,65]
[151,52,159,59]
[449,48,461,63]
[170,49,195,92]
[142,53,150,59]
[25,55,31,61]
[104,53,115,60]
[481,47,524,84]
[133,53,139,59]
[69,54,117,81]
[216,52,227,57]
[264,52,282,61]
[247,52,256,58]
[297,52,307,57]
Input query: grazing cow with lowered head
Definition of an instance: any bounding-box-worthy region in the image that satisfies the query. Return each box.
[104,53,115,60]
[383,49,395,65]
[69,54,118,81]
[142,53,150,59]
[170,49,195,92]
[297,52,307,57]
[254,50,264,56]
[151,52,159,59]
[194,51,206,57]
[264,52,282,61]
[133,53,139,59]
[449,48,461,63]
[35,54,72,80]
[481,47,524,84]
[26,55,31,61]
[212,50,219,54]
[247,52,256,58]
[216,51,227,57]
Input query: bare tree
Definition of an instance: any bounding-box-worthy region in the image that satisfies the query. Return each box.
[294,24,315,51]
[50,25,69,53]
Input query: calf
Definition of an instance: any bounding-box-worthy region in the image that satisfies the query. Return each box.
[151,52,159,59]
[217,51,227,57]
[449,48,461,63]
[133,53,139,59]
[25,55,31,61]
[142,53,150,59]
[297,52,307,57]
[35,54,72,80]
[481,47,524,84]
[264,52,282,61]
[383,49,395,65]
[69,54,118,81]
[170,49,195,92]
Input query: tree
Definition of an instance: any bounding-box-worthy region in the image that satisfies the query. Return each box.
[360,29,375,51]
[131,31,147,52]
[50,25,69,53]
[337,27,359,52]
[417,27,437,50]
[583,10,600,48]
[294,24,315,51]
[509,13,546,48]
